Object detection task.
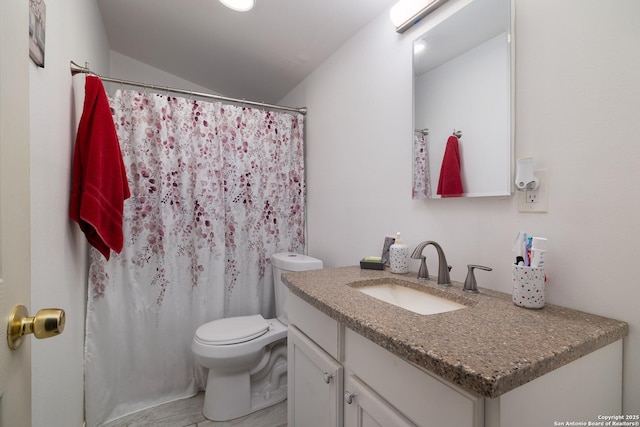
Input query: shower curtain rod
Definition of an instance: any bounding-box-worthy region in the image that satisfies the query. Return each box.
[69,61,307,115]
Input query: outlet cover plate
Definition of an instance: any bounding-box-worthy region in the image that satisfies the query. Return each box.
[518,169,548,213]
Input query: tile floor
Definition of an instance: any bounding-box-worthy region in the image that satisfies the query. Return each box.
[102,392,287,427]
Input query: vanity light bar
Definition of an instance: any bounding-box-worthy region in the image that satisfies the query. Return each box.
[390,0,450,33]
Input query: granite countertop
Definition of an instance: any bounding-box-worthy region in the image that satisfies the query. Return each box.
[282,266,628,399]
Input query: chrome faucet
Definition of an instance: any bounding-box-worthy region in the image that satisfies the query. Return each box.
[410,241,451,286]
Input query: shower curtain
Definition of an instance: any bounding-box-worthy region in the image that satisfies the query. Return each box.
[412,133,432,199]
[84,88,306,427]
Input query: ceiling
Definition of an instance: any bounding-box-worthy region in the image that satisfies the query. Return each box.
[97,0,397,104]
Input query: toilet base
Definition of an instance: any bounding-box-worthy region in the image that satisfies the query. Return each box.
[202,341,288,421]
[203,370,250,421]
[249,356,287,413]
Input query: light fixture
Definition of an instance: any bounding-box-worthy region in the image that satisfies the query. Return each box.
[389,0,449,33]
[219,0,255,12]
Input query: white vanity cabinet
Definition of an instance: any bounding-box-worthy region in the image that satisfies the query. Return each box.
[288,326,343,427]
[484,339,623,427]
[287,293,482,427]
[287,291,623,427]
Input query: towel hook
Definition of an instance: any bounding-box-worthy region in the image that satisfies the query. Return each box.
[453,129,462,138]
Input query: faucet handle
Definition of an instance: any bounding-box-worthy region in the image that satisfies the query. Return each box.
[463,264,492,293]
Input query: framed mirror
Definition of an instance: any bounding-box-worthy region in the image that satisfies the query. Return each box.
[412,0,513,199]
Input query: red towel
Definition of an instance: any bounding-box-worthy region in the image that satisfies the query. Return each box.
[69,76,130,260]
[437,135,463,197]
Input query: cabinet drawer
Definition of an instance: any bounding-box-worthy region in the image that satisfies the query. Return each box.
[344,328,483,427]
[288,292,341,359]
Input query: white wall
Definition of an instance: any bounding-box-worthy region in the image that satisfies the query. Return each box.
[29,0,110,425]
[281,0,640,414]
[109,51,217,94]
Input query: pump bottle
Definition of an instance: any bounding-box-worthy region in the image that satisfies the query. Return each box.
[389,232,409,274]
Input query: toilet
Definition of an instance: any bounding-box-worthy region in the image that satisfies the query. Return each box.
[191,252,323,421]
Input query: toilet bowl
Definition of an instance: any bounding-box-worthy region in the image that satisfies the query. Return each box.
[191,252,323,421]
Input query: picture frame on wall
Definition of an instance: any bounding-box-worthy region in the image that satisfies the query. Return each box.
[29,0,46,68]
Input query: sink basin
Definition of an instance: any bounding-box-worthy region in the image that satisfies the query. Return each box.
[356,283,466,315]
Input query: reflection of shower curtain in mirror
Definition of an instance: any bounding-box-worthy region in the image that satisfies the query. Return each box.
[412,133,431,199]
[83,88,306,427]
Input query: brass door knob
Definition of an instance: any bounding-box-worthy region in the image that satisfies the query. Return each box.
[7,305,65,350]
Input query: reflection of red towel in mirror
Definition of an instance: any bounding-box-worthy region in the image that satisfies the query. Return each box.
[437,136,463,197]
[69,76,130,260]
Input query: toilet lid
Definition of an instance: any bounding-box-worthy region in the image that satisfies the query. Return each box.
[195,315,270,345]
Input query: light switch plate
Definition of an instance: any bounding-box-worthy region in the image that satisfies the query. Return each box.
[518,169,548,213]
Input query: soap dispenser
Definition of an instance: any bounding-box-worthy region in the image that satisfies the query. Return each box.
[389,232,409,274]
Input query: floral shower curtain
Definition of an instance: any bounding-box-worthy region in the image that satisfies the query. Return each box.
[84,88,306,427]
[412,133,432,199]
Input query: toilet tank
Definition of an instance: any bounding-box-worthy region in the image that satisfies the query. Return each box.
[272,252,323,325]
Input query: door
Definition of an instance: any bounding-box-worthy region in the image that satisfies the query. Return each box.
[344,375,416,427]
[288,326,343,427]
[0,0,32,426]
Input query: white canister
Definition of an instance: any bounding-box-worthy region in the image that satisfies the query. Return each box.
[512,264,545,309]
[389,232,409,274]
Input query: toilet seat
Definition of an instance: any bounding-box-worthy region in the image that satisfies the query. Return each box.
[195,315,270,345]
[192,317,287,361]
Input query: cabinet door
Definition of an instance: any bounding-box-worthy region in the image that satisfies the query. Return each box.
[344,375,416,427]
[288,326,343,427]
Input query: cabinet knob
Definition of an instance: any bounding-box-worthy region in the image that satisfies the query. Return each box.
[344,391,356,405]
[323,372,334,384]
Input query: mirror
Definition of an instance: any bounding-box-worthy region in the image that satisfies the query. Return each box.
[412,0,512,199]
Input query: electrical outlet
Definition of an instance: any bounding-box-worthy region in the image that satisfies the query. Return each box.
[518,169,548,213]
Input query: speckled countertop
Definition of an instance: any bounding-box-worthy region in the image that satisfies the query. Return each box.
[282,266,628,399]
